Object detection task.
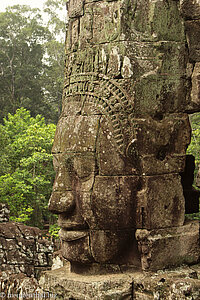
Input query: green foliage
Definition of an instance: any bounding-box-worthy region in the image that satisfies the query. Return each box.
[10,207,34,223]
[49,223,60,239]
[0,108,56,227]
[186,212,200,221]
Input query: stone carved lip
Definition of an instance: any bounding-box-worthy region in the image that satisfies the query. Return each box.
[58,220,88,230]
[59,228,88,241]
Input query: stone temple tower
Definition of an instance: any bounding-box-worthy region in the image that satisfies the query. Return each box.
[42,0,200,298]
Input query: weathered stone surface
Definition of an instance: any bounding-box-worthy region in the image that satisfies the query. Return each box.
[180,0,200,19]
[185,20,200,62]
[136,221,200,271]
[85,176,139,230]
[49,0,200,275]
[136,174,185,229]
[52,115,100,153]
[191,63,200,108]
[131,114,190,175]
[64,41,189,116]
[0,203,10,222]
[89,229,141,265]
[76,0,185,45]
[39,266,134,300]
[0,272,43,299]
[96,115,136,176]
[133,265,200,299]
[61,235,93,264]
[67,0,84,18]
[39,264,200,300]
[0,222,54,278]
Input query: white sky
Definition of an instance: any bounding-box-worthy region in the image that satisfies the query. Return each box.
[0,0,67,20]
[0,0,46,11]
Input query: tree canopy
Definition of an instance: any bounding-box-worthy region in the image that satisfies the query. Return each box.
[0,1,65,124]
[0,108,56,227]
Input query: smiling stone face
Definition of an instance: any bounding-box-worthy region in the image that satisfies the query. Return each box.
[48,100,141,266]
[48,0,200,273]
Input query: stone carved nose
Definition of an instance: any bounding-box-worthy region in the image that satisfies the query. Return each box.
[48,190,75,214]
[49,154,76,214]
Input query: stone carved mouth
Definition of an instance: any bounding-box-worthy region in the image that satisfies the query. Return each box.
[59,228,88,241]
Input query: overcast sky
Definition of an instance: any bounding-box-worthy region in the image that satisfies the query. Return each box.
[0,0,46,11]
[0,0,66,20]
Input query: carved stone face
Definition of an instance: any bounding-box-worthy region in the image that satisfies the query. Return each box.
[48,87,191,268]
[49,101,141,267]
[48,0,200,274]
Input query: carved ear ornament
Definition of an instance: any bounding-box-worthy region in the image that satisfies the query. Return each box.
[126,139,139,160]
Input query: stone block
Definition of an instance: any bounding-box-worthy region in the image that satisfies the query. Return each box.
[136,220,200,271]
[66,18,80,52]
[140,155,186,176]
[16,223,40,239]
[80,1,122,45]
[136,174,185,229]
[133,114,191,157]
[89,229,141,265]
[190,63,200,110]
[61,235,93,264]
[180,0,200,20]
[48,190,75,214]
[81,175,140,230]
[67,0,84,18]
[0,249,6,265]
[96,116,138,176]
[124,41,187,79]
[128,114,191,175]
[52,115,100,153]
[0,203,10,222]
[39,264,200,299]
[133,75,190,116]
[52,152,96,191]
[6,248,34,265]
[39,266,134,300]
[185,20,200,62]
[61,96,84,116]
[96,113,190,176]
[124,0,185,42]
[0,222,21,239]
[77,0,185,45]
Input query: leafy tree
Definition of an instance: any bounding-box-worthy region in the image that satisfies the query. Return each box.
[42,0,66,121]
[0,2,66,123]
[44,0,66,36]
[0,5,50,121]
[0,108,56,227]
